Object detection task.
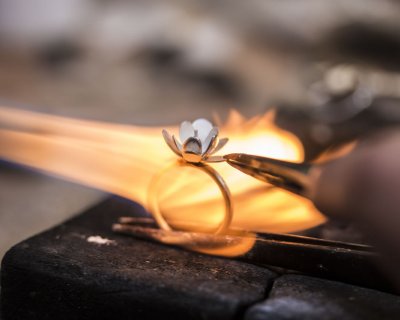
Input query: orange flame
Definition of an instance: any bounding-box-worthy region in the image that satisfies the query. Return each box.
[0,106,325,256]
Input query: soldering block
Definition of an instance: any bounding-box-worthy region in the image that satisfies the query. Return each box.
[2,196,400,320]
[0,196,276,320]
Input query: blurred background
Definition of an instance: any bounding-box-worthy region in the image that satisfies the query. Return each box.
[2,0,400,259]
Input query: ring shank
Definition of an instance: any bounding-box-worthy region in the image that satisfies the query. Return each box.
[147,160,233,234]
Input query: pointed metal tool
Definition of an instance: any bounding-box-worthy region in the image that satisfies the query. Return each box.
[224,153,316,198]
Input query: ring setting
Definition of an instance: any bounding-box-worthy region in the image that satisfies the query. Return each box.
[162,118,228,164]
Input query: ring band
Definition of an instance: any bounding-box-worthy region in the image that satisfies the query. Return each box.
[148,160,233,234]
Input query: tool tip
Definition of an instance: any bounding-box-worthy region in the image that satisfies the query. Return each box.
[223,153,241,161]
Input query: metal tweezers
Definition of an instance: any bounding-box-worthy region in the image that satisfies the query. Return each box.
[113,153,392,292]
[224,153,314,198]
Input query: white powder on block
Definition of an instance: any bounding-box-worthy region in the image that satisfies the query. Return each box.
[87,235,116,245]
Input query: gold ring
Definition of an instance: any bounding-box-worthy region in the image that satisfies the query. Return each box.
[148,118,232,234]
[147,160,233,234]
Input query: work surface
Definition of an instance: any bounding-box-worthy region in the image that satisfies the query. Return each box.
[2,197,400,320]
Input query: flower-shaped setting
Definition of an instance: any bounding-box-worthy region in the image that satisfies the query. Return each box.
[162,118,228,163]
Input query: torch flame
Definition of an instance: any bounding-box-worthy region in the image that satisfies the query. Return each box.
[0,106,325,256]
